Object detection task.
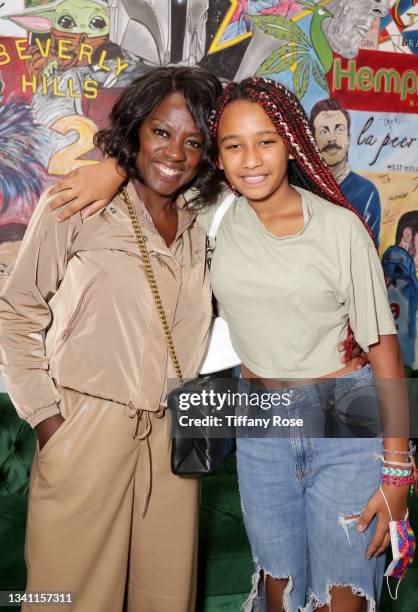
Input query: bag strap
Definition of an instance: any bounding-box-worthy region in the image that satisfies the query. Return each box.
[208,192,235,239]
[120,186,184,385]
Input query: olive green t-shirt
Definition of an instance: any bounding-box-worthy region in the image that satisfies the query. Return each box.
[197,186,396,379]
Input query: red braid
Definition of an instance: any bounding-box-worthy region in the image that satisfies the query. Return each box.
[209,77,377,359]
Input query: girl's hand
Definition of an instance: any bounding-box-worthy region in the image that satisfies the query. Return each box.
[48,159,126,222]
[356,484,409,558]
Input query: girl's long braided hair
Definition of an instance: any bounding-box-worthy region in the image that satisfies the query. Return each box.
[210,77,377,357]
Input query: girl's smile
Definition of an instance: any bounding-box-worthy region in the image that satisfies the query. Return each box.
[240,174,269,185]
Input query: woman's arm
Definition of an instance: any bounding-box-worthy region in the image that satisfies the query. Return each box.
[0,190,83,432]
[356,335,410,558]
[48,157,126,222]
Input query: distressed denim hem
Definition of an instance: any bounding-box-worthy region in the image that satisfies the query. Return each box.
[243,565,293,612]
[300,584,376,612]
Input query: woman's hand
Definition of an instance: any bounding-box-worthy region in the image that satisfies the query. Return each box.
[35,413,65,450]
[48,158,126,222]
[356,484,409,558]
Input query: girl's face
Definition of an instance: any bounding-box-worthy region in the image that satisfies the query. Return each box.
[136,91,204,198]
[217,100,292,203]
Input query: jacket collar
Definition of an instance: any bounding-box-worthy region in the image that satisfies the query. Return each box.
[108,181,198,251]
[129,180,197,240]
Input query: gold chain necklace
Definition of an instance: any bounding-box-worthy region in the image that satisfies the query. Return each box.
[120,186,184,385]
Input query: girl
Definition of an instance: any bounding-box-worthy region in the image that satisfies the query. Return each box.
[203,78,409,612]
[47,78,410,612]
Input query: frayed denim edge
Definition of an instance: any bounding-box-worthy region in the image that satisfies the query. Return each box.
[243,566,293,612]
[300,583,376,612]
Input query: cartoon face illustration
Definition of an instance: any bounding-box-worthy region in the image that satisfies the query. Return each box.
[312,109,350,167]
[399,225,414,251]
[53,0,109,36]
[396,211,418,264]
[324,0,392,58]
[2,0,109,37]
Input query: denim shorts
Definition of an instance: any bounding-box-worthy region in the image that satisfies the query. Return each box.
[236,365,384,612]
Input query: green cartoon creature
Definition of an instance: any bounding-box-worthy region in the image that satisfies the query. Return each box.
[2,0,110,79]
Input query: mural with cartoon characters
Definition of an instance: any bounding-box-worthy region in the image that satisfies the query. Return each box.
[0,0,417,366]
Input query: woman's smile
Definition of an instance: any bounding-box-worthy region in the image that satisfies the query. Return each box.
[153,161,185,181]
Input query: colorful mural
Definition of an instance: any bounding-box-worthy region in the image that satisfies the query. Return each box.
[0,0,417,366]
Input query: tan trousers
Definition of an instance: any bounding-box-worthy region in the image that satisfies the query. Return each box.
[23,387,200,612]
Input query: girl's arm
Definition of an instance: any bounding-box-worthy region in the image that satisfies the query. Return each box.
[48,157,126,222]
[356,335,410,558]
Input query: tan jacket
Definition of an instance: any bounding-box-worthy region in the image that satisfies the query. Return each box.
[0,181,212,427]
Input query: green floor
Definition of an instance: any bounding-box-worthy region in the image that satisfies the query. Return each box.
[197,456,253,610]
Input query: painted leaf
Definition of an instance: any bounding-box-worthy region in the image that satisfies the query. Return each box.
[293,58,311,100]
[296,0,316,8]
[257,44,307,72]
[248,14,310,48]
[312,60,329,93]
[257,47,310,75]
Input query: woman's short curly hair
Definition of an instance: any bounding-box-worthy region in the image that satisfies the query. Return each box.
[94,66,223,204]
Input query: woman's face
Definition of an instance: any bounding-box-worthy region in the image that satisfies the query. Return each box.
[136,91,204,198]
[217,100,291,203]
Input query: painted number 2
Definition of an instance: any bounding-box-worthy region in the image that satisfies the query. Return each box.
[49,115,98,175]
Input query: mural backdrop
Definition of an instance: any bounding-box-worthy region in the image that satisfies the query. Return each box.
[0,0,417,368]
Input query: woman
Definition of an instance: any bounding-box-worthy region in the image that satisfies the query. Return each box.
[48,78,412,612]
[0,66,222,612]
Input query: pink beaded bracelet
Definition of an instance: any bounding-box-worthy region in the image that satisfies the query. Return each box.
[382,474,415,487]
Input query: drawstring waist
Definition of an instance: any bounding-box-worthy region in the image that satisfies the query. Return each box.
[126,402,166,518]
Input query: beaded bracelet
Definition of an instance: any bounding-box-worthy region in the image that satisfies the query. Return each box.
[383,458,413,468]
[382,466,413,477]
[383,441,416,457]
[382,473,415,487]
